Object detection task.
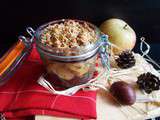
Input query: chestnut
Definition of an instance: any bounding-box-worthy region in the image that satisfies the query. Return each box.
[110,81,136,105]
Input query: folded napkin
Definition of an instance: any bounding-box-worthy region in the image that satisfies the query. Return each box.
[0,45,97,120]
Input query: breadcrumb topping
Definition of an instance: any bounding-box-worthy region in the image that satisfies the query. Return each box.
[41,20,97,49]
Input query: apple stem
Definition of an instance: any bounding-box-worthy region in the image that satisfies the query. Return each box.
[123,24,128,29]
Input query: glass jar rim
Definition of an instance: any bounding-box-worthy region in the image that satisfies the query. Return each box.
[34,19,103,61]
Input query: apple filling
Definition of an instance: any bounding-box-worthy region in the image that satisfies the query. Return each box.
[43,55,96,87]
[40,20,98,87]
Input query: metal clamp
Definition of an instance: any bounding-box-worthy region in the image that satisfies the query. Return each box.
[26,27,35,38]
[18,27,35,48]
[18,36,32,48]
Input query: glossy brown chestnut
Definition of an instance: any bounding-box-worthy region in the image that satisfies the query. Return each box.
[110,81,136,105]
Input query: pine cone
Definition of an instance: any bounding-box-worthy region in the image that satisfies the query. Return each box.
[137,72,160,94]
[115,50,136,69]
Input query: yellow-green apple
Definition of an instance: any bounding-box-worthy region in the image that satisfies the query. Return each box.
[100,18,136,54]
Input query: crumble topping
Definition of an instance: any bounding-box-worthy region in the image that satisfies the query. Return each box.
[41,20,97,49]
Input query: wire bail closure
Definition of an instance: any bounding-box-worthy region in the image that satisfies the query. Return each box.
[26,27,35,38]
[18,27,35,48]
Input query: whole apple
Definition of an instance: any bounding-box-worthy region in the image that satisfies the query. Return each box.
[100,18,136,54]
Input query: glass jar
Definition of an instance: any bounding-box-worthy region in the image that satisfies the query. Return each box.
[27,19,109,88]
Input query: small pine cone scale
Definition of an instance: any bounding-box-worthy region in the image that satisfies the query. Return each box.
[116,50,136,69]
[137,72,160,94]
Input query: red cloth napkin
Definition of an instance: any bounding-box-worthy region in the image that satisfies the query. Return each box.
[0,45,97,120]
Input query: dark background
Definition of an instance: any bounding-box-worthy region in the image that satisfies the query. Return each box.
[0,1,160,119]
[0,0,160,58]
